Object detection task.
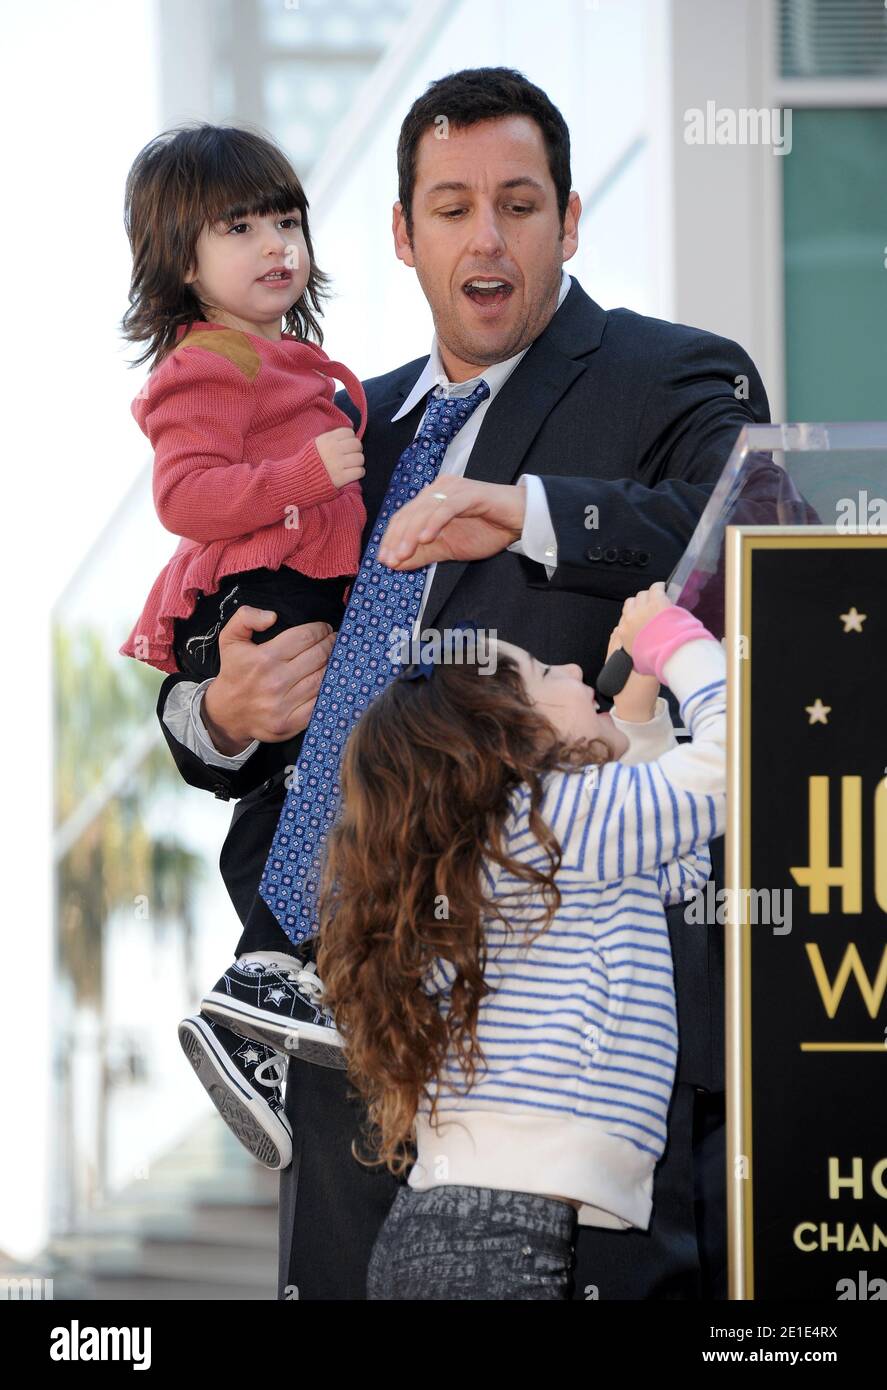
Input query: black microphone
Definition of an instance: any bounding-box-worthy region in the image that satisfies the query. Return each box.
[594,577,678,706]
[594,646,634,705]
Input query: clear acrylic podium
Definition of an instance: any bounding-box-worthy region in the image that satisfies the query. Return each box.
[667,422,887,635]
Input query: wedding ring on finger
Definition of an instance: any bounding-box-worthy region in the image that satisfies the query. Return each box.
[432,492,448,501]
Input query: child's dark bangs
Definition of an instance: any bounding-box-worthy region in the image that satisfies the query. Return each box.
[200,142,306,230]
[210,187,305,225]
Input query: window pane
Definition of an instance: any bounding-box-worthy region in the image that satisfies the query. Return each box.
[260,0,410,51]
[783,109,887,421]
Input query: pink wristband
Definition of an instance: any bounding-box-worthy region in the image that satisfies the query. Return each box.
[631,607,717,683]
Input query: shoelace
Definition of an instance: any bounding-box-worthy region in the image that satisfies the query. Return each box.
[295,963,326,1003]
[252,1052,288,1090]
[246,958,325,1003]
[294,964,343,1037]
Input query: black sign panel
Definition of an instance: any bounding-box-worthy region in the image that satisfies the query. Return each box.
[727,530,887,1300]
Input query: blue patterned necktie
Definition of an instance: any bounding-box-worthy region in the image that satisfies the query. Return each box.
[258,379,491,943]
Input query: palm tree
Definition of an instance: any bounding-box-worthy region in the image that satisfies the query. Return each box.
[53,623,206,1215]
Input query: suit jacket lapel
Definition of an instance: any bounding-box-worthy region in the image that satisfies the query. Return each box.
[421,279,608,630]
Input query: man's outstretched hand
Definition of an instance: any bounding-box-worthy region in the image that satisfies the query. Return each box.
[377,477,526,569]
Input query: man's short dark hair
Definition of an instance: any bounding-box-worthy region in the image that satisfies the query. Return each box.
[396,67,572,239]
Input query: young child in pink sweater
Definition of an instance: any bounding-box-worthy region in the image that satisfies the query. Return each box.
[118,123,370,1171]
[120,126,367,679]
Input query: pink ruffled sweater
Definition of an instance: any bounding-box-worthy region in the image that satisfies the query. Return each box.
[119,320,368,674]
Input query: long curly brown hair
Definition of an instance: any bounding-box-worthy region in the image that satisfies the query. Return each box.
[315,642,611,1177]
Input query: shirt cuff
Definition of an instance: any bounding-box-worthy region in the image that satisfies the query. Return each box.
[162,678,261,769]
[192,680,260,766]
[506,474,557,578]
[611,696,677,765]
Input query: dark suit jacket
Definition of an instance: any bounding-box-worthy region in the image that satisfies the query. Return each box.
[156,275,769,1091]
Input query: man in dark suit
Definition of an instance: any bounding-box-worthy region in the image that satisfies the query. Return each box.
[154,67,768,1299]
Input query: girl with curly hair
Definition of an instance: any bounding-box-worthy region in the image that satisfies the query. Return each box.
[316,586,726,1299]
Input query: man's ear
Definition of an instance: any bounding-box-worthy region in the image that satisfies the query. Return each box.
[392,201,415,268]
[561,191,581,262]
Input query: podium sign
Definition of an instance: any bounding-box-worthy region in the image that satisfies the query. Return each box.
[726,528,887,1300]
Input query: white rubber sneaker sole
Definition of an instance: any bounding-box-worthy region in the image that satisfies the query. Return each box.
[200,991,348,1070]
[178,1015,293,1169]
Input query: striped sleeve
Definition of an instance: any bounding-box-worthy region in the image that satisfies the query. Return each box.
[549,638,726,881]
[609,694,714,901]
[657,846,712,906]
[421,955,458,999]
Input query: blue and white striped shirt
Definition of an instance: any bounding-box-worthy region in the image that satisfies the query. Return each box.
[408,637,726,1230]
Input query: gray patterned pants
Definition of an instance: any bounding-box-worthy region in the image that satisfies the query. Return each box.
[366,1184,577,1300]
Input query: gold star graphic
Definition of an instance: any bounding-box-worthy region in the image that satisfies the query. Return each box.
[805,698,831,726]
[839,607,867,633]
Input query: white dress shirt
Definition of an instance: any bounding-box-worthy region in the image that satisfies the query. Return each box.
[165,270,572,768]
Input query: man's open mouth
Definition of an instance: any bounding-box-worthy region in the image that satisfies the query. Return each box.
[462,276,514,307]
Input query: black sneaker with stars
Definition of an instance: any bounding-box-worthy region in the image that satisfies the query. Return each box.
[200,957,347,1069]
[178,1014,293,1169]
